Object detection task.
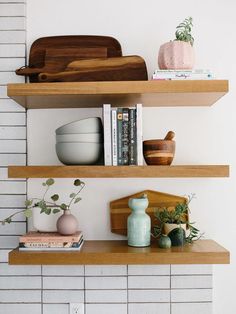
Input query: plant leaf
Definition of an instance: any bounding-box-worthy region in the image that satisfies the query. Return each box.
[25,199,33,207]
[5,217,12,224]
[44,207,51,215]
[74,179,81,186]
[40,207,45,214]
[46,178,55,186]
[24,208,32,218]
[74,197,81,204]
[51,194,59,202]
[52,208,61,214]
[61,203,67,210]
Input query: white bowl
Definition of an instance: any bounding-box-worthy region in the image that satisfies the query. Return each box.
[56,117,103,135]
[56,142,103,165]
[56,133,103,143]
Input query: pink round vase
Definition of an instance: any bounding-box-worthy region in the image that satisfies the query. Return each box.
[158,41,194,70]
[56,209,78,235]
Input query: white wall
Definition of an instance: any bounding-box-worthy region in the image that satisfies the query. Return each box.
[26,0,236,313]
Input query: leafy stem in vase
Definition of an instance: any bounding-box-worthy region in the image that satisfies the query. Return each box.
[0,178,85,225]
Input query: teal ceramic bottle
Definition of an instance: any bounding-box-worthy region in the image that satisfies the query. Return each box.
[127,195,151,247]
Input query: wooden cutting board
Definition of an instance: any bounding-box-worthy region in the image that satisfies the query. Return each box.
[38,56,148,82]
[110,190,188,236]
[16,35,122,81]
[16,47,108,76]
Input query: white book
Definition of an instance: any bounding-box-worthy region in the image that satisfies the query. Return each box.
[111,109,118,166]
[103,104,112,166]
[136,103,143,166]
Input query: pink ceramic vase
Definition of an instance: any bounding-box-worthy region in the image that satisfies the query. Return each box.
[56,209,78,235]
[158,41,194,70]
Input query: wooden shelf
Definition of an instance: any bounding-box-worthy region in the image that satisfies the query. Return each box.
[8,240,230,265]
[7,80,228,108]
[8,165,230,178]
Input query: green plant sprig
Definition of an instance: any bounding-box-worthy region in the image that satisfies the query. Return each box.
[152,194,203,243]
[0,178,85,225]
[175,17,194,46]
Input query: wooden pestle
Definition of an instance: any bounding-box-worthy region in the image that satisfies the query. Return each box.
[164,131,175,141]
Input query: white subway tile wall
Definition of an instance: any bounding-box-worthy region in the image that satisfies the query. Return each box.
[0,4,213,314]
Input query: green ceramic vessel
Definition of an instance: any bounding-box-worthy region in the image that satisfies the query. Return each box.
[127,195,151,247]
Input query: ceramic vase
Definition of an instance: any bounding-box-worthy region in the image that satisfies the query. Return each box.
[127,196,151,247]
[32,207,62,232]
[56,209,78,235]
[164,223,187,235]
[158,41,194,70]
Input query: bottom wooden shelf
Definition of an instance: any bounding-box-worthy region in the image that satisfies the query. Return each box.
[8,240,230,265]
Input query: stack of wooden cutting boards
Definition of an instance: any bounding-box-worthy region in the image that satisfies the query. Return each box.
[16,35,148,82]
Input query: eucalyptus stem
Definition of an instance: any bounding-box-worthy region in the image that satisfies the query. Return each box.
[0,178,85,225]
[68,182,85,210]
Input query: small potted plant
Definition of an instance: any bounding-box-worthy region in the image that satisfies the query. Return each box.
[0,178,85,235]
[158,17,194,70]
[153,194,202,246]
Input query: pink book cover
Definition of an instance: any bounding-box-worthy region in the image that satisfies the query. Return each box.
[19,231,83,243]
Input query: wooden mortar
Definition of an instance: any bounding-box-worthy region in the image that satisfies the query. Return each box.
[143,131,175,165]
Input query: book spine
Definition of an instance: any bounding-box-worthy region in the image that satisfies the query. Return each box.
[19,239,83,248]
[152,73,213,80]
[19,241,84,251]
[153,69,211,74]
[136,104,143,166]
[103,104,112,166]
[122,108,129,165]
[19,234,83,243]
[129,108,136,165]
[111,109,118,166]
[117,108,123,165]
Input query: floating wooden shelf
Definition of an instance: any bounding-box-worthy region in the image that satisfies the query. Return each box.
[8,240,230,265]
[8,165,230,178]
[7,80,228,108]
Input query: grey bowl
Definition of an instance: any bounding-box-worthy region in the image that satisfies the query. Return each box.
[56,133,103,143]
[56,142,103,165]
[56,117,103,135]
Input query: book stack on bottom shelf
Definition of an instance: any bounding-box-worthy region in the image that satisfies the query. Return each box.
[103,103,143,166]
[19,231,84,251]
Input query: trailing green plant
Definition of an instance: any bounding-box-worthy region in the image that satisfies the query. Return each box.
[0,178,85,225]
[153,194,203,243]
[175,17,194,46]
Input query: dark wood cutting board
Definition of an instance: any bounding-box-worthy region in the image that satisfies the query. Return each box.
[110,190,188,236]
[16,35,122,82]
[38,55,148,82]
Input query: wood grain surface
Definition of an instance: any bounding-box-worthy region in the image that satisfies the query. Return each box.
[8,165,230,178]
[7,80,229,108]
[110,190,188,235]
[15,35,122,81]
[38,56,148,82]
[8,240,230,265]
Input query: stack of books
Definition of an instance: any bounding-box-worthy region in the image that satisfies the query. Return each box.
[103,104,143,166]
[152,69,213,80]
[19,231,84,251]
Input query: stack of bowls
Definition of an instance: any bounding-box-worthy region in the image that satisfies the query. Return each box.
[55,117,103,165]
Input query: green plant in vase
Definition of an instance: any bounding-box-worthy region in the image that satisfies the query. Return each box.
[158,16,195,70]
[1,178,85,235]
[153,194,203,247]
[175,16,194,46]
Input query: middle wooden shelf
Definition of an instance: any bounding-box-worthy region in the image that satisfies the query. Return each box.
[8,165,229,178]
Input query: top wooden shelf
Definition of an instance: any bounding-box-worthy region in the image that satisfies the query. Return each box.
[7,80,228,109]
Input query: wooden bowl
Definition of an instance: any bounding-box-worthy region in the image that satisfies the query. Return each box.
[143,139,175,165]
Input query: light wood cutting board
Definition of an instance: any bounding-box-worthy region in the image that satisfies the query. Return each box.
[110,190,188,236]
